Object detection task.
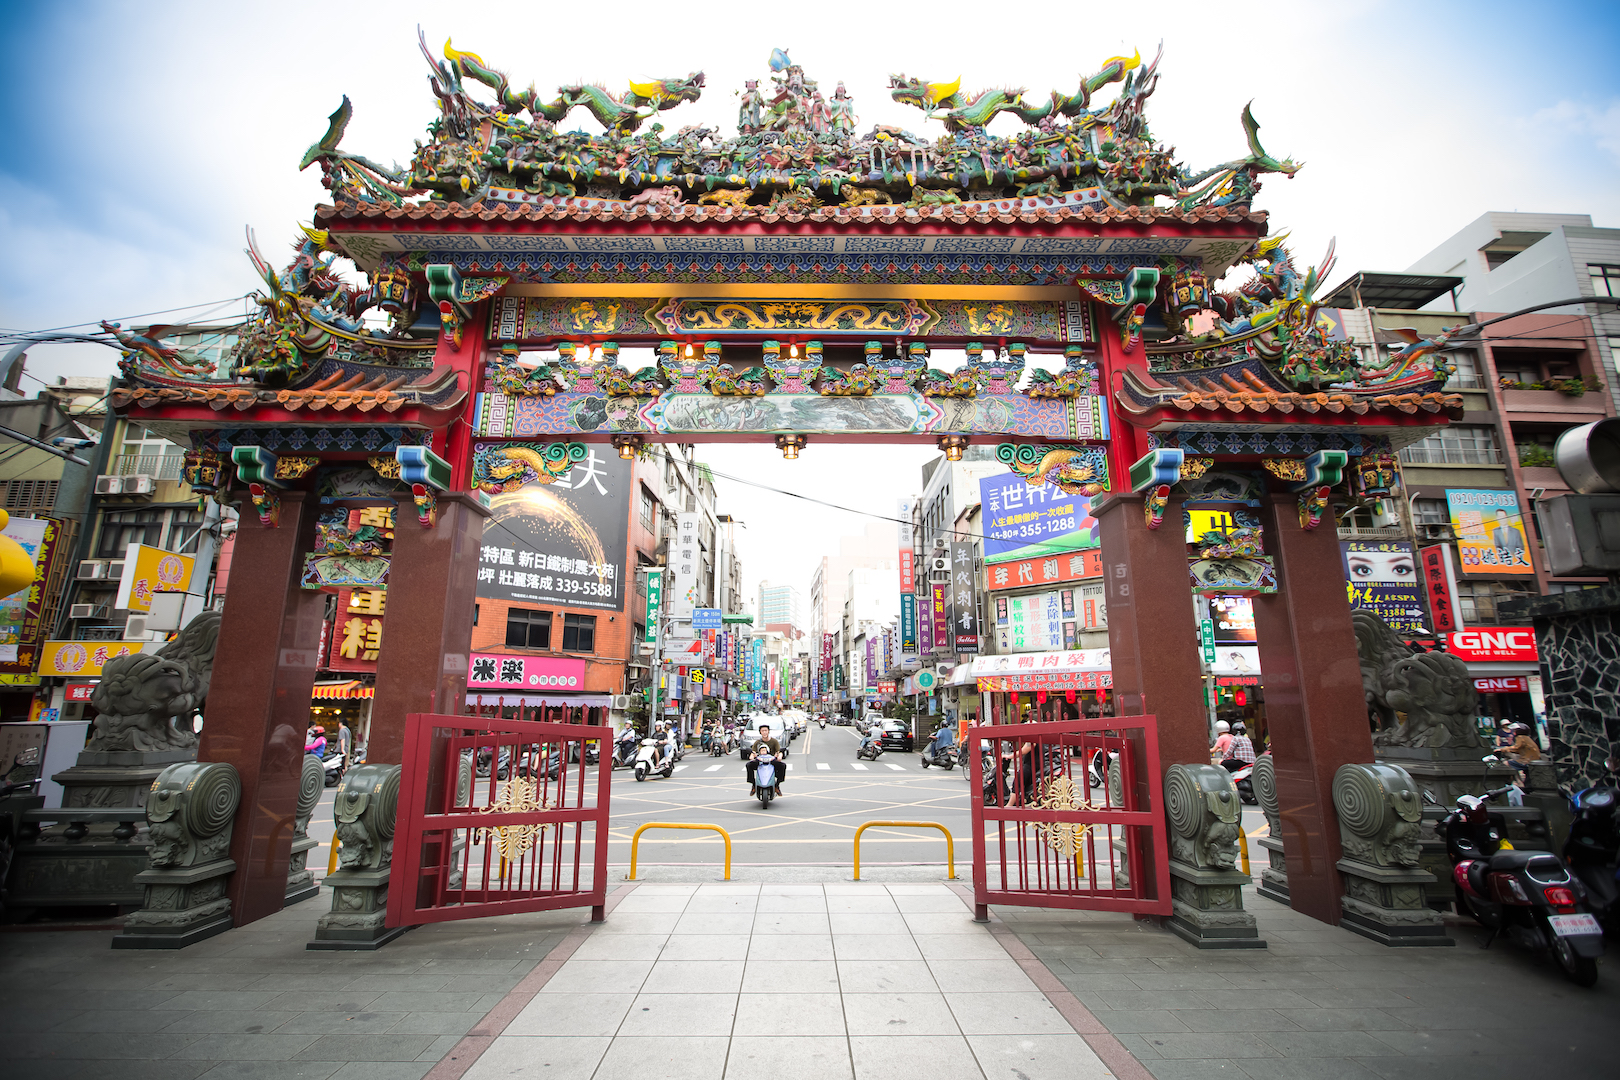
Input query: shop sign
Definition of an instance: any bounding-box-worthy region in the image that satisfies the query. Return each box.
[38,640,156,677]
[878,681,896,693]
[643,568,662,642]
[1342,540,1424,634]
[1420,545,1462,635]
[1447,628,1538,663]
[979,473,1099,563]
[915,669,937,691]
[114,542,197,614]
[668,511,701,619]
[985,549,1103,591]
[65,683,97,702]
[467,653,586,690]
[1475,676,1529,693]
[328,588,386,672]
[1199,619,1216,664]
[978,670,1113,691]
[951,541,978,653]
[0,515,67,677]
[1215,674,1261,687]
[899,593,917,653]
[930,581,949,651]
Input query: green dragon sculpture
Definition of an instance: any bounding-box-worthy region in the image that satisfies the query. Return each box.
[1173,103,1302,211]
[445,38,704,134]
[704,363,770,396]
[887,51,1140,131]
[818,364,883,397]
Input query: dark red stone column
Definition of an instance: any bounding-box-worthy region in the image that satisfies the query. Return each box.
[1095,492,1208,773]
[1252,493,1375,926]
[366,492,490,766]
[201,490,324,927]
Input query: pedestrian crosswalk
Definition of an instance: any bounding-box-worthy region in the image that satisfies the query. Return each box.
[704,763,724,772]
[815,762,830,770]
[851,763,869,770]
[632,758,962,778]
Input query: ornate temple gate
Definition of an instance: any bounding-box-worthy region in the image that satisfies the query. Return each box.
[109,38,1469,935]
[968,714,1170,921]
[387,705,613,926]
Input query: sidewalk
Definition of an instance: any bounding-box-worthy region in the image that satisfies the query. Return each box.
[3,879,1614,1080]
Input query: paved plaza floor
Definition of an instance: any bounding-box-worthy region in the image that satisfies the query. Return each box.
[2,877,1614,1080]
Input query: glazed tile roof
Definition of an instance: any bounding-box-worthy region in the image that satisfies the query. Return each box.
[111,367,463,417]
[315,198,1268,230]
[1115,368,1465,425]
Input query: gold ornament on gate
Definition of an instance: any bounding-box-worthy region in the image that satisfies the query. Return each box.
[1031,774,1096,858]
[474,776,554,860]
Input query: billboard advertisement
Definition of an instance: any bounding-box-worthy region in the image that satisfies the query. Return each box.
[1446,489,1533,576]
[467,653,586,691]
[1447,627,1538,663]
[38,639,156,678]
[0,515,66,674]
[114,542,197,615]
[476,447,631,610]
[1420,544,1463,635]
[327,588,387,672]
[1208,595,1257,643]
[1340,540,1426,635]
[951,541,979,652]
[979,472,1098,564]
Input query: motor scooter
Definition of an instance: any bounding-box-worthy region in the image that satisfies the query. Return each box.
[856,736,884,761]
[1086,748,1119,790]
[751,748,782,808]
[612,733,640,769]
[982,751,1015,806]
[920,730,958,771]
[1564,784,1619,935]
[634,738,674,782]
[476,745,512,780]
[1441,785,1605,986]
[1230,760,1256,805]
[322,748,346,788]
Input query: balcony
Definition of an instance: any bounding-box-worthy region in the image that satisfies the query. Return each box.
[1337,526,1407,541]
[1501,388,1609,420]
[113,454,184,481]
[1398,447,1503,466]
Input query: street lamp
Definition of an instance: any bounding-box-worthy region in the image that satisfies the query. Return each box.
[775,434,806,460]
[937,433,969,462]
[613,434,645,460]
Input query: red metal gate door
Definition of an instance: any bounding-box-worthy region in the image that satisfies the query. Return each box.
[968,713,1171,921]
[387,706,612,927]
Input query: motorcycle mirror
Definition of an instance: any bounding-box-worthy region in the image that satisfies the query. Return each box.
[13,746,41,767]
[1481,755,1500,765]
[1421,789,1438,805]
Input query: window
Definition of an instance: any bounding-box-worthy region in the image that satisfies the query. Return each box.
[1455,581,1534,625]
[1448,350,1484,389]
[97,509,164,558]
[1609,337,1620,376]
[117,425,185,479]
[505,608,551,649]
[561,613,596,652]
[1589,265,1620,299]
[1399,426,1501,465]
[473,604,479,626]
[632,622,645,644]
[639,485,656,532]
[165,509,204,553]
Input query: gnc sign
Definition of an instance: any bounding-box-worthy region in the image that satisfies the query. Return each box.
[1447,628,1539,663]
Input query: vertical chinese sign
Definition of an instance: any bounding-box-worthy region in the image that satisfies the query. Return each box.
[897,499,917,664]
[669,512,701,620]
[1420,545,1462,636]
[328,588,387,671]
[951,541,979,654]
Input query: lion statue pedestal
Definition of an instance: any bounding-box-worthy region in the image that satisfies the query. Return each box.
[1331,763,1453,948]
[1164,764,1265,949]
[309,764,404,951]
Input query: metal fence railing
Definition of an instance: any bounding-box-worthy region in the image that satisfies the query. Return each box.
[113,454,185,479]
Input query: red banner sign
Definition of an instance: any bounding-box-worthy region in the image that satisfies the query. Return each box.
[1448,628,1538,663]
[1474,676,1529,693]
[1420,545,1461,635]
[328,588,387,672]
[931,581,949,649]
[986,549,1103,591]
[65,683,96,702]
[977,671,1114,691]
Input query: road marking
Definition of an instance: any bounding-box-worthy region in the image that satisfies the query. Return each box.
[816,762,830,770]
[704,763,724,772]
[885,763,906,771]
[674,765,687,773]
[851,763,869,771]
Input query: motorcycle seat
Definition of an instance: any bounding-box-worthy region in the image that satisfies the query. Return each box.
[1485,849,1566,877]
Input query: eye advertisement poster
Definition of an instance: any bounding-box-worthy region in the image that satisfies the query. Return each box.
[1341,540,1426,634]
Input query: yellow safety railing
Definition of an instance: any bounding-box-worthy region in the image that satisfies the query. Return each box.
[327,838,342,875]
[627,822,732,881]
[1238,828,1252,876]
[853,820,956,880]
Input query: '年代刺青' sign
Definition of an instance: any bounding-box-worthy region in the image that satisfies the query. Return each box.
[985,549,1102,591]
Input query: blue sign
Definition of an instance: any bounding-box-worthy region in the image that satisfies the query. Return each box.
[979,472,1098,563]
[692,607,722,630]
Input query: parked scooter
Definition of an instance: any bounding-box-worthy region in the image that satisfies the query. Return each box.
[634,738,674,782]
[515,744,562,781]
[1440,785,1605,986]
[1564,783,1619,935]
[475,745,513,780]
[1087,749,1119,790]
[322,748,346,788]
[982,750,1015,806]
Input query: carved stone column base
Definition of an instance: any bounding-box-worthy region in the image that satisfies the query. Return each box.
[1335,859,1454,948]
[112,859,236,949]
[1166,862,1266,949]
[308,868,408,950]
[1256,836,1290,905]
[284,834,320,907]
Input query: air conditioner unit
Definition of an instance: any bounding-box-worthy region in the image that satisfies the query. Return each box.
[1417,522,1455,541]
[76,560,108,580]
[122,475,155,496]
[610,694,634,711]
[69,603,100,619]
[1370,500,1400,529]
[930,557,950,573]
[106,560,125,580]
[124,614,150,639]
[933,538,949,551]
[94,475,123,496]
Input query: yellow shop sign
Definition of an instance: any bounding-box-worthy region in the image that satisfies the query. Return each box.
[38,640,158,677]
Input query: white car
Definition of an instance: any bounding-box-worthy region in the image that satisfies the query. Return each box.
[738,720,790,759]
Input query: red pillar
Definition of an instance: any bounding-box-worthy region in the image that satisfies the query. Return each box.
[1251,493,1375,926]
[1095,492,1208,774]
[200,490,324,926]
[365,492,490,766]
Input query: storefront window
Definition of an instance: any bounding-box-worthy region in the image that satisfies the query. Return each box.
[505,608,551,648]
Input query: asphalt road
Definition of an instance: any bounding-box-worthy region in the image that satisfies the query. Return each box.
[606,722,973,872]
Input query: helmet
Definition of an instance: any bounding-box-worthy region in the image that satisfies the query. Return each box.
[1231,723,1246,734]
[1215,721,1230,734]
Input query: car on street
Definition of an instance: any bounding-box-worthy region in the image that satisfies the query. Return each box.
[738,719,790,759]
[876,720,914,752]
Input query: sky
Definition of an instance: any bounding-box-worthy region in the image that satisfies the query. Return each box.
[3,0,1617,611]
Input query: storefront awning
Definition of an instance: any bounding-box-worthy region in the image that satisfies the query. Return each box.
[311,682,374,700]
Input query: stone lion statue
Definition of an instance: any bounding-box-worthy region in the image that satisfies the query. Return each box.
[87,610,222,752]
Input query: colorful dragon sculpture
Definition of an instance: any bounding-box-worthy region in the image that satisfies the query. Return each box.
[1172,103,1302,212]
[471,443,587,494]
[887,50,1142,132]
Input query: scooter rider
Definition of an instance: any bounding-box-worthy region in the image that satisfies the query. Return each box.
[747,723,784,795]
[616,724,640,765]
[859,717,883,756]
[928,722,955,759]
